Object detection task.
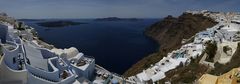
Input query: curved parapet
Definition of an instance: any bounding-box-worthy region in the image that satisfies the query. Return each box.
[2,41,21,70]
[27,69,75,84]
[2,41,18,52]
[39,48,58,59]
[0,54,27,84]
[25,63,60,82]
[26,57,76,84]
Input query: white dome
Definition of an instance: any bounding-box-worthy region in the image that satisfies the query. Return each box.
[64,47,79,59]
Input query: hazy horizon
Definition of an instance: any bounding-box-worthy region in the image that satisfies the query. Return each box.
[0,0,240,19]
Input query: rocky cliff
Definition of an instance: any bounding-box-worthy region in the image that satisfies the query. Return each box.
[124,12,218,77]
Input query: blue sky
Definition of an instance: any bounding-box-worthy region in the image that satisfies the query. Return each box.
[0,0,239,19]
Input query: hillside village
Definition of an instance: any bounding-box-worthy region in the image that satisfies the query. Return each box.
[126,10,240,84]
[1,10,240,84]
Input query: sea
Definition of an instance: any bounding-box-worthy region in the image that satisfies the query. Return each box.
[21,19,160,74]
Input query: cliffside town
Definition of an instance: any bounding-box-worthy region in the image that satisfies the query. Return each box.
[1,10,240,84]
[124,11,217,77]
[124,10,240,83]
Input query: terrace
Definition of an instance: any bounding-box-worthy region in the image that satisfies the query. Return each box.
[72,55,94,71]
[93,64,130,84]
[24,43,49,71]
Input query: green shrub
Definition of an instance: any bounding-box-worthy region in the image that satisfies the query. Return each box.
[223,46,231,54]
[237,31,240,34]
[31,30,38,37]
[205,41,217,62]
[16,22,25,31]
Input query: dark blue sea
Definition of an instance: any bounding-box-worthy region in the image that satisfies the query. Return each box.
[21,19,159,74]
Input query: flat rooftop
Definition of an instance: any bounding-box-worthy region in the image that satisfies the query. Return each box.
[24,43,49,71]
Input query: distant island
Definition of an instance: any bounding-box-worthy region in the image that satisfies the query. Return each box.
[37,21,87,27]
[95,17,140,21]
[18,19,46,22]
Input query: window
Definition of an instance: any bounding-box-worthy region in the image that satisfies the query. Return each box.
[13,57,16,64]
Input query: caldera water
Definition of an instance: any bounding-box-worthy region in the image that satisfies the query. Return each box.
[22,19,159,74]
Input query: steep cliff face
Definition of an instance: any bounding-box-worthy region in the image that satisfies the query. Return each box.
[124,13,218,77]
[145,13,217,49]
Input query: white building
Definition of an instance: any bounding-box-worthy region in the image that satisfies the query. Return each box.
[0,23,95,84]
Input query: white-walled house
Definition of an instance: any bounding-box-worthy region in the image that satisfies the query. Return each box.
[0,24,95,84]
[51,47,96,80]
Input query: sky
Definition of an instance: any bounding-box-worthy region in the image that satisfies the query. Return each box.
[0,0,239,19]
